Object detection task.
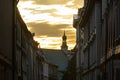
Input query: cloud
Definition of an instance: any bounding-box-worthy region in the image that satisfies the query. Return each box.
[34,37,62,49]
[27,22,76,49]
[17,0,83,49]
[18,2,77,24]
[33,0,71,5]
[27,22,70,37]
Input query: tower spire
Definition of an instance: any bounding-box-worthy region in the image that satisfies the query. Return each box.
[61,30,68,51]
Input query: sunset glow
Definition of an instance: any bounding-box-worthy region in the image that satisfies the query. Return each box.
[18,0,83,50]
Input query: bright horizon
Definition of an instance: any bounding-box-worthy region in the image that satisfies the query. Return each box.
[17,0,83,50]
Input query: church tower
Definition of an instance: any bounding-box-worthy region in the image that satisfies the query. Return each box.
[61,30,68,52]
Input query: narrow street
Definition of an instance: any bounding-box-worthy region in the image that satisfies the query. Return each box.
[0,0,120,80]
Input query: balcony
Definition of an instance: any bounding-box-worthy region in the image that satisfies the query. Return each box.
[73,14,80,28]
[115,45,120,54]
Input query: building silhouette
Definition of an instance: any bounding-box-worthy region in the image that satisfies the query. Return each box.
[0,0,17,79]
[0,1,58,80]
[61,30,68,52]
[73,0,120,80]
[42,31,72,80]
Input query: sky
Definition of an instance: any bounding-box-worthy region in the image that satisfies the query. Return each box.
[18,0,83,50]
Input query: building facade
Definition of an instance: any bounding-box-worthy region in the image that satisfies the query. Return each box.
[42,49,68,80]
[73,0,120,80]
[0,0,17,79]
[16,8,58,80]
[62,50,76,80]
[0,0,59,80]
[16,8,42,80]
[100,0,120,80]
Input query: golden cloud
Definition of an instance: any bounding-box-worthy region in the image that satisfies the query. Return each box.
[17,0,83,50]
